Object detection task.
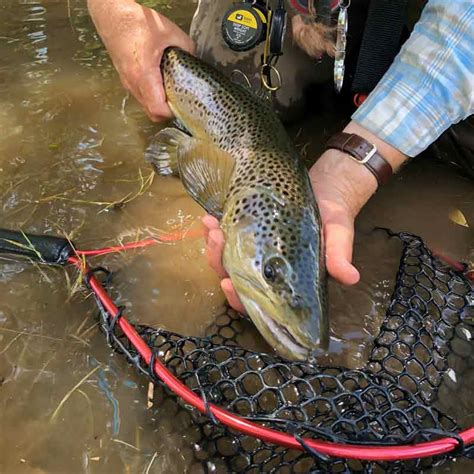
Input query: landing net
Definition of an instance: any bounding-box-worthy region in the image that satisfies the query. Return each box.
[0,229,472,472]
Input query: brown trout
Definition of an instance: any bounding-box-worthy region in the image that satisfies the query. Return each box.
[146,47,328,360]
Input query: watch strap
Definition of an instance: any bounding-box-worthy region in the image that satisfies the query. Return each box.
[325,132,393,185]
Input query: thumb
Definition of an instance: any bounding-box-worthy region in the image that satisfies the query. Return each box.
[324,209,360,286]
[137,68,173,122]
[221,278,247,314]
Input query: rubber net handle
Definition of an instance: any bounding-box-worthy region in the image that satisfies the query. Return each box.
[0,229,74,265]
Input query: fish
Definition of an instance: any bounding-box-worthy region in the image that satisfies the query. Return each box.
[145,47,328,361]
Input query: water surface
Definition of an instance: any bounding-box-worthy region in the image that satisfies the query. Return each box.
[0,1,472,472]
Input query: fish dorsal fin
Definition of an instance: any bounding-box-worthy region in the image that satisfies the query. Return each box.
[178,138,235,220]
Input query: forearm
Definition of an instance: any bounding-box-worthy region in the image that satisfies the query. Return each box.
[88,0,136,18]
[353,0,474,157]
[88,0,136,22]
[88,0,140,42]
[323,0,474,208]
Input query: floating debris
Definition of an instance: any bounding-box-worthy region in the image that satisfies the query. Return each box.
[449,208,469,228]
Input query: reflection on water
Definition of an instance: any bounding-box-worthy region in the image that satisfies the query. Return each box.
[0,1,472,473]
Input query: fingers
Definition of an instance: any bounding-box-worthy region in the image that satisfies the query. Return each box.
[202,214,220,242]
[95,3,196,124]
[136,34,194,122]
[139,12,194,121]
[202,215,246,313]
[203,214,227,277]
[221,278,246,314]
[309,154,365,286]
[202,214,221,251]
[323,209,360,286]
[206,229,228,279]
[137,69,173,122]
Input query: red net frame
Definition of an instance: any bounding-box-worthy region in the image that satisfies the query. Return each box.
[65,237,474,463]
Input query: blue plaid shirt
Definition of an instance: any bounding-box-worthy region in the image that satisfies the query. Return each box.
[352,0,473,157]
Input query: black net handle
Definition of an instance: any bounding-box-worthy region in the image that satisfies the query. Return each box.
[0,228,74,265]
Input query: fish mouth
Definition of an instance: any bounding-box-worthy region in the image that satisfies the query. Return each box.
[233,272,320,361]
[255,302,315,360]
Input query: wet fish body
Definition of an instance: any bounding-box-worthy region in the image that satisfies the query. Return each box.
[146,47,327,360]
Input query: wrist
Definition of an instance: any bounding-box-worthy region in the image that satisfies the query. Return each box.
[310,149,378,218]
[344,121,408,172]
[319,121,409,200]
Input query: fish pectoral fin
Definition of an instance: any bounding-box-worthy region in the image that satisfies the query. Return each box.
[146,127,234,218]
[172,117,191,135]
[145,127,188,176]
[178,140,235,220]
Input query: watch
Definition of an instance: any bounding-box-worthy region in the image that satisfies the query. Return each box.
[325,132,393,186]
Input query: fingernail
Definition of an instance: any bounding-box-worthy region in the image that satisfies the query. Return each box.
[221,278,232,293]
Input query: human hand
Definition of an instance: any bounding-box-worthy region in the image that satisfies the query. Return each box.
[88,0,194,121]
[308,149,378,285]
[202,116,412,311]
[203,214,247,313]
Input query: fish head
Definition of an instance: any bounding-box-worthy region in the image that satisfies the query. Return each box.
[223,190,328,361]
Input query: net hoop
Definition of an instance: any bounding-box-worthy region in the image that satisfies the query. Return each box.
[63,237,474,463]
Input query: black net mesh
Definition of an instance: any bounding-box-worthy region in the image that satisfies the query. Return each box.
[92,232,473,472]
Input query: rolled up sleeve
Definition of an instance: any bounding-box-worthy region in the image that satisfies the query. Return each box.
[352,0,474,157]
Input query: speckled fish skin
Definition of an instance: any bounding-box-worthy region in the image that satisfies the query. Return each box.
[160,47,328,360]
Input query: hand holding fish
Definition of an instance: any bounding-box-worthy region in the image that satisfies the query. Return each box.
[88,0,194,122]
[204,120,408,312]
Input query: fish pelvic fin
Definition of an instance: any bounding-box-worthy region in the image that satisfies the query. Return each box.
[145,127,186,176]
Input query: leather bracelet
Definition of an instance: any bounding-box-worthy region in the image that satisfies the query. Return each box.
[325,132,393,186]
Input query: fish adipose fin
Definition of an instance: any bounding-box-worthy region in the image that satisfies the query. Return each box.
[145,127,186,176]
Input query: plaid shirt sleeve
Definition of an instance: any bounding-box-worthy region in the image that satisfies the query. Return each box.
[352,0,474,157]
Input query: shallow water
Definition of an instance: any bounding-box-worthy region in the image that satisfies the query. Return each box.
[0,1,472,473]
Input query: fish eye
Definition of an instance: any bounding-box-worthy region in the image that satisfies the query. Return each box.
[263,263,276,281]
[262,257,287,283]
